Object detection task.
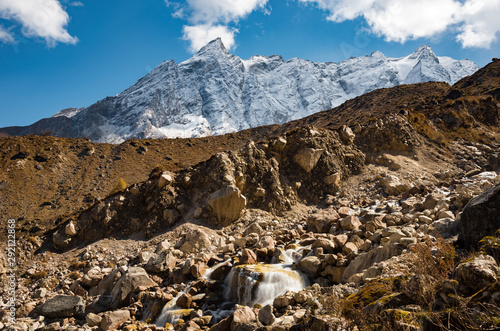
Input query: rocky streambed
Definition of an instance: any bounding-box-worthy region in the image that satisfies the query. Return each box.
[1,164,499,330]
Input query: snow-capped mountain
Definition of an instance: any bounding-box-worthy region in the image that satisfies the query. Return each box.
[2,40,478,143]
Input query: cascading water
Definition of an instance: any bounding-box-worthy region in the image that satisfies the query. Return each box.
[155,289,192,327]
[156,245,310,326]
[224,245,310,306]
[224,263,309,306]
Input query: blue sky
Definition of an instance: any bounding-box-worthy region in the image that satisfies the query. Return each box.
[0,0,499,128]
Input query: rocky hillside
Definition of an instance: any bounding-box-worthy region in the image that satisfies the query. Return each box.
[0,40,477,143]
[0,60,498,331]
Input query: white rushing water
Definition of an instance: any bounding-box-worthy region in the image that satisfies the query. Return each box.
[156,246,311,325]
[224,264,309,306]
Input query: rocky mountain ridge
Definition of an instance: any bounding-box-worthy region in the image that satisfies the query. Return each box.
[1,40,477,143]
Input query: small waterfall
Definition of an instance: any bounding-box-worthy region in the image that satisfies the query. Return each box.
[156,288,192,327]
[224,264,309,306]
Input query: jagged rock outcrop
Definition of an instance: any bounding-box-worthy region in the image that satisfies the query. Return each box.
[68,126,364,243]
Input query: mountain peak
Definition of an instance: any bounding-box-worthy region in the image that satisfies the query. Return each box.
[409,45,438,62]
[196,38,228,55]
[0,45,478,143]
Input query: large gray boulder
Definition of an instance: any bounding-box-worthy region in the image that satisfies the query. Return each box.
[36,295,84,318]
[460,184,500,249]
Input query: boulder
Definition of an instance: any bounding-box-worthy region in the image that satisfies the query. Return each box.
[460,184,500,249]
[338,206,355,218]
[273,291,295,308]
[158,172,173,188]
[258,304,276,326]
[311,238,337,253]
[297,256,321,278]
[177,293,193,309]
[180,227,216,254]
[454,254,499,292]
[293,147,324,173]
[342,243,404,282]
[65,222,77,236]
[110,267,157,309]
[380,175,411,196]
[101,310,130,331]
[324,172,342,187]
[240,249,258,265]
[307,209,340,233]
[231,305,256,331]
[145,251,177,273]
[85,313,102,327]
[206,186,247,226]
[340,216,362,231]
[36,295,84,318]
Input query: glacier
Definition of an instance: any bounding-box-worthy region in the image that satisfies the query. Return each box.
[3,39,478,143]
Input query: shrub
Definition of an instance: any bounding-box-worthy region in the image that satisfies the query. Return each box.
[110,177,127,194]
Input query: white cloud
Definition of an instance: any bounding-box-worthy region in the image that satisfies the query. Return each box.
[167,0,269,52]
[457,0,500,48]
[0,26,15,43]
[0,0,77,46]
[68,1,84,7]
[185,0,268,24]
[299,0,500,48]
[183,24,237,52]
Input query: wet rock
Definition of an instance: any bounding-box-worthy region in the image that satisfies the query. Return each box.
[293,147,324,173]
[454,254,499,292]
[297,256,321,278]
[101,310,130,331]
[36,295,84,318]
[460,184,500,249]
[177,293,193,309]
[206,186,247,226]
[110,267,157,309]
[258,304,276,326]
